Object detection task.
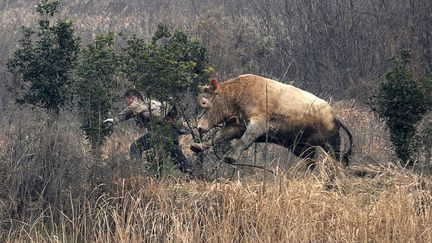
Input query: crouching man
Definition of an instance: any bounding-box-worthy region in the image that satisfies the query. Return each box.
[104,89,191,174]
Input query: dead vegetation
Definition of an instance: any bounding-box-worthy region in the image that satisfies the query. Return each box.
[1,0,432,101]
[1,101,431,242]
[2,161,432,242]
[0,1,431,241]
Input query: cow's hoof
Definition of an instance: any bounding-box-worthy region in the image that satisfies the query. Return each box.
[190,143,206,153]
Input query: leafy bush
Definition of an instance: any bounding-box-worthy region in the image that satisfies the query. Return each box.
[120,24,213,175]
[375,50,430,165]
[76,33,120,156]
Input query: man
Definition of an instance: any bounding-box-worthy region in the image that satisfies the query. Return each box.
[103,89,191,174]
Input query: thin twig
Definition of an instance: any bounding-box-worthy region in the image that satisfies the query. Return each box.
[178,105,197,140]
[230,162,275,175]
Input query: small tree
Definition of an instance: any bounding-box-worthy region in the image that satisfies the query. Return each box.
[76,33,121,157]
[375,50,429,166]
[122,24,213,105]
[7,0,80,115]
[121,24,213,176]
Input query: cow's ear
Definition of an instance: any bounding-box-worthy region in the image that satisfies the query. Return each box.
[210,79,222,94]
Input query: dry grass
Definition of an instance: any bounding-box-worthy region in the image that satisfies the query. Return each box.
[332,100,397,164]
[2,161,432,242]
[416,112,432,166]
[1,101,431,242]
[2,0,430,100]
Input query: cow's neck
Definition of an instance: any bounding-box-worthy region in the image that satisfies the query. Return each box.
[215,93,237,125]
[221,82,246,117]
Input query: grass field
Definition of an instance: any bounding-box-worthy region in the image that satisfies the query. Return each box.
[1,101,431,242]
[2,163,432,242]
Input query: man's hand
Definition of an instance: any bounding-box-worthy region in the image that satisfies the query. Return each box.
[103,118,114,124]
[102,118,115,129]
[101,118,115,135]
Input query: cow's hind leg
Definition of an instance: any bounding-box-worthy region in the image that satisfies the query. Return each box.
[292,143,317,170]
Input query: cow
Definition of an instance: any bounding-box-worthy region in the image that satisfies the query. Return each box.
[190,74,353,166]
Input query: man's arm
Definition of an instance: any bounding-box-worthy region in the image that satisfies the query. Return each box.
[103,106,134,126]
[104,99,162,126]
[115,106,134,124]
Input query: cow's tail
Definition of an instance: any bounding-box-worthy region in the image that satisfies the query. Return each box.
[335,117,353,166]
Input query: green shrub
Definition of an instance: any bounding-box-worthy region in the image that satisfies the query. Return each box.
[375,50,429,166]
[121,24,213,175]
[75,33,120,156]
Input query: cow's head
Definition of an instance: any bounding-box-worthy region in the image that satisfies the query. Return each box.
[197,79,231,133]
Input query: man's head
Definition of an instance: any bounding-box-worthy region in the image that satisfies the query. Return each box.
[123,89,143,106]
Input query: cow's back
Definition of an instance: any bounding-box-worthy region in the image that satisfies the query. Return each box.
[222,74,337,137]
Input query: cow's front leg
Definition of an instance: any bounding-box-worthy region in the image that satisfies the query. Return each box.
[190,125,244,152]
[225,119,266,163]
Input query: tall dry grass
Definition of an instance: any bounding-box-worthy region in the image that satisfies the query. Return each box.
[1,100,431,242]
[2,161,432,242]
